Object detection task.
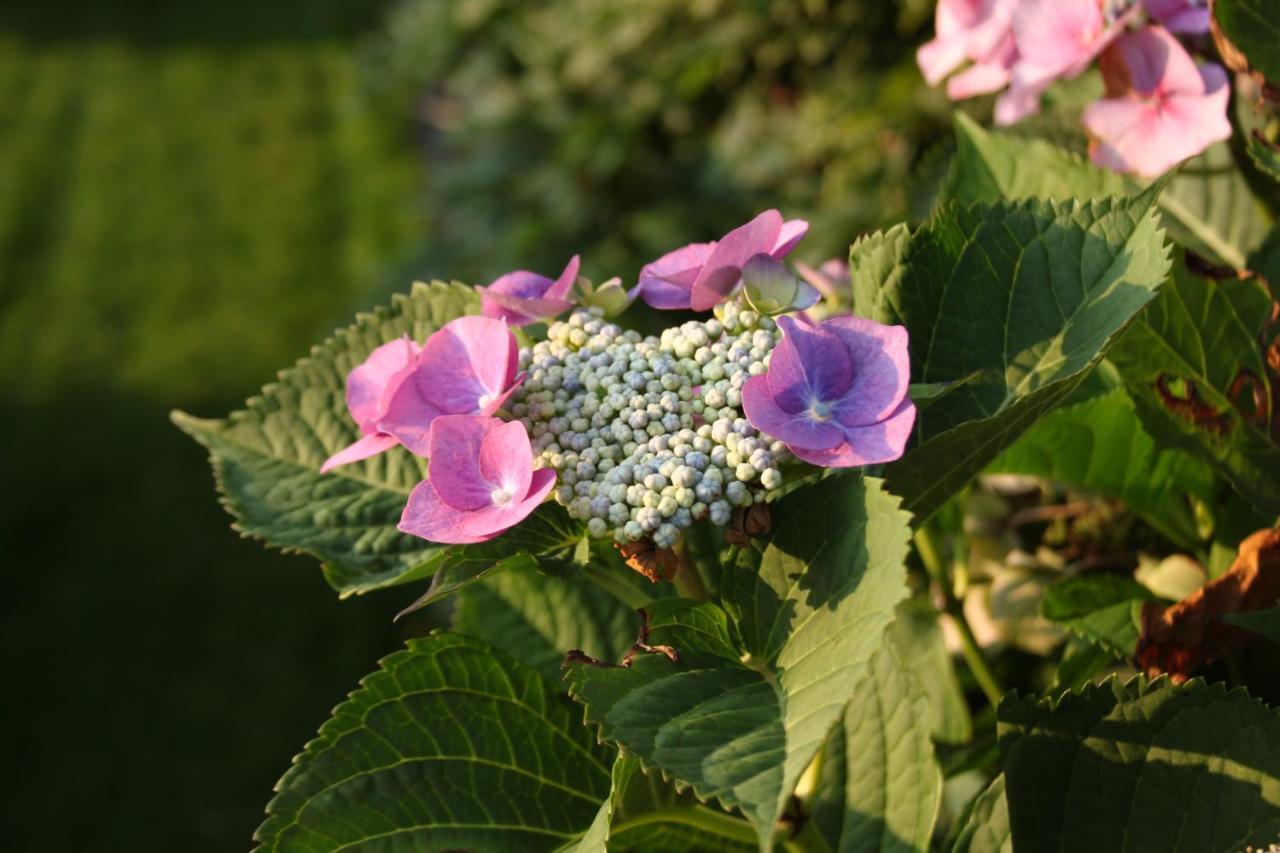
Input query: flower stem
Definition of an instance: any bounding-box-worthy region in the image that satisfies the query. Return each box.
[913,526,1005,710]
[583,565,653,610]
[610,805,758,846]
[673,540,710,601]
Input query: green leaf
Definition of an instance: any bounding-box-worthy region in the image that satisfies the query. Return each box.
[986,386,1215,549]
[255,632,612,852]
[998,676,1280,851]
[565,475,913,848]
[1216,0,1280,82]
[890,600,973,744]
[944,114,1272,270]
[1040,573,1158,658]
[172,281,477,597]
[1225,606,1280,643]
[453,562,639,683]
[1052,637,1117,692]
[811,644,943,853]
[852,186,1171,520]
[1109,255,1280,514]
[948,775,1011,853]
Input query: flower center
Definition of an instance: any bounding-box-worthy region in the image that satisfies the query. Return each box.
[809,399,831,421]
[477,392,496,410]
[490,486,514,506]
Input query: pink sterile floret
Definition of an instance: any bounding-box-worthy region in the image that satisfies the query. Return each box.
[636,209,809,312]
[321,315,521,471]
[1083,25,1231,177]
[399,415,556,544]
[917,0,1019,99]
[477,255,580,327]
[742,314,915,468]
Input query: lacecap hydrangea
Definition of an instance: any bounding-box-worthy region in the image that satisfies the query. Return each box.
[322,210,916,574]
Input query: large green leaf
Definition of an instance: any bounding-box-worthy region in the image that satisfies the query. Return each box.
[255,632,612,852]
[948,775,1011,853]
[998,677,1280,851]
[453,562,639,683]
[1225,606,1280,644]
[811,644,943,853]
[1216,0,1280,82]
[173,281,476,596]
[943,114,1272,269]
[986,385,1215,549]
[565,475,912,849]
[890,600,973,744]
[1109,255,1280,514]
[852,186,1170,520]
[1040,573,1159,659]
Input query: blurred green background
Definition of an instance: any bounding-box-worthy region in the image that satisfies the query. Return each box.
[0,0,939,847]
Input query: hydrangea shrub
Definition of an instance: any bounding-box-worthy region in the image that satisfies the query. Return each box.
[179,1,1280,848]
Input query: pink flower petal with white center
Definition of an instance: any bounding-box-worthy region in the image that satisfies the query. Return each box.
[824,316,911,427]
[771,219,810,258]
[399,467,555,545]
[789,398,917,468]
[320,433,401,474]
[690,210,784,311]
[345,337,420,431]
[767,315,854,413]
[742,375,845,451]
[421,415,495,512]
[636,242,714,310]
[479,419,534,502]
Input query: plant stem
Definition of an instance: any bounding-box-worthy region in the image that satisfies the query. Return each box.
[610,805,758,846]
[913,526,1005,709]
[583,565,653,610]
[673,540,710,601]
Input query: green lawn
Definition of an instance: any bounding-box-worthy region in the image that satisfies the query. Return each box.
[0,3,428,848]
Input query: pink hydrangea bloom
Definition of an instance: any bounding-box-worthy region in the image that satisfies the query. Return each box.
[636,210,808,311]
[1083,26,1231,176]
[322,315,521,471]
[1144,0,1209,34]
[917,0,1019,99]
[477,255,580,326]
[398,415,556,544]
[997,0,1132,125]
[320,337,421,472]
[742,315,916,468]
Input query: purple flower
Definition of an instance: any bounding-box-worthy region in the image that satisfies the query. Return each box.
[742,315,915,468]
[320,337,421,472]
[636,210,809,311]
[399,415,557,544]
[477,255,580,326]
[321,315,521,472]
[1143,0,1209,35]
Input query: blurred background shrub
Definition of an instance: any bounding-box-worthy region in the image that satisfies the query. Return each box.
[1,0,940,848]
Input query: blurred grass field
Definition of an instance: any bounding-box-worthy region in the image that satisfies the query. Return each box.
[0,2,426,848]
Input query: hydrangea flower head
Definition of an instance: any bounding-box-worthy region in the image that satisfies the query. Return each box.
[477,255,580,326]
[637,210,809,311]
[320,337,421,472]
[742,314,915,468]
[1083,25,1231,176]
[399,415,556,544]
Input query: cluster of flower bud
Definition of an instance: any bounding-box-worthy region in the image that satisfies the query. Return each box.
[505,302,791,547]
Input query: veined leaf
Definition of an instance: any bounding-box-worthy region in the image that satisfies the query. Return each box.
[453,561,639,683]
[999,676,1280,851]
[1249,132,1280,185]
[1040,573,1159,659]
[1216,0,1280,82]
[173,281,477,597]
[987,386,1215,549]
[811,643,943,853]
[255,632,612,852]
[1109,255,1280,514]
[852,186,1170,520]
[565,475,913,849]
[948,775,1011,853]
[891,599,973,744]
[943,114,1272,269]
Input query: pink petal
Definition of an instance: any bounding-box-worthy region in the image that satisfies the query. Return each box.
[946,32,1017,98]
[771,219,810,258]
[636,242,715,310]
[918,36,971,86]
[425,316,517,410]
[399,467,556,545]
[741,375,844,452]
[543,255,581,301]
[345,337,420,430]
[789,398,917,468]
[767,316,854,413]
[479,419,535,501]
[1144,0,1209,35]
[320,432,400,473]
[690,210,784,311]
[423,415,494,511]
[1103,26,1203,97]
[824,317,912,426]
[378,394,446,457]
[478,288,575,325]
